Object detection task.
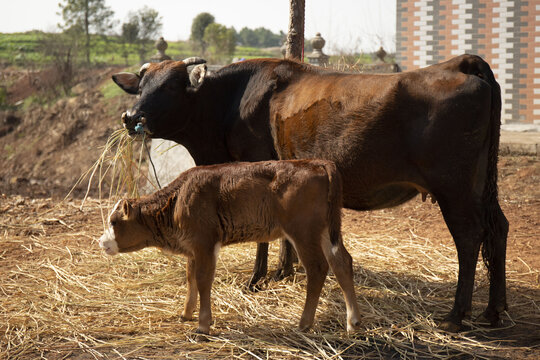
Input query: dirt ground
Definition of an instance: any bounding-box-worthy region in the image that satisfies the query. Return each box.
[0,67,539,358]
[0,154,538,359]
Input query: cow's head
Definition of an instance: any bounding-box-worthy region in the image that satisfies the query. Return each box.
[99,200,152,255]
[112,57,207,138]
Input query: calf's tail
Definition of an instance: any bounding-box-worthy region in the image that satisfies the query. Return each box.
[321,161,344,247]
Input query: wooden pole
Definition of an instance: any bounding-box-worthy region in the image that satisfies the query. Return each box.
[286,0,305,61]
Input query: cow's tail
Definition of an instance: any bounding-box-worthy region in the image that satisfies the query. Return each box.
[321,161,344,247]
[461,55,505,272]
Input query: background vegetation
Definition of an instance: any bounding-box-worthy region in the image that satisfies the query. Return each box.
[0,31,281,67]
[0,5,391,111]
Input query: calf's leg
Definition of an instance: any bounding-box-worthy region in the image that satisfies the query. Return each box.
[289,234,329,331]
[194,244,219,334]
[320,231,362,332]
[181,257,198,321]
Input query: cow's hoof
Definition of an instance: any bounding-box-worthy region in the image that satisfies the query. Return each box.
[245,273,266,292]
[245,281,261,292]
[438,320,461,333]
[476,310,504,328]
[273,266,294,282]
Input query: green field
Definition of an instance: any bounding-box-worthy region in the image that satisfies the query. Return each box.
[0,31,281,68]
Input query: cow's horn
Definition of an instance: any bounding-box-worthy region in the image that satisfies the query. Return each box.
[182,57,207,66]
[138,63,151,76]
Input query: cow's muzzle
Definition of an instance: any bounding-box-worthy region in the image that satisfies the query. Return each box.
[121,112,152,137]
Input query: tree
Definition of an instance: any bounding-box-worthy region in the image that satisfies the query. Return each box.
[286,0,305,60]
[123,6,163,64]
[238,27,258,47]
[238,27,284,48]
[203,23,236,58]
[137,6,162,43]
[121,19,139,44]
[58,0,115,64]
[253,27,282,47]
[39,32,80,95]
[190,12,215,53]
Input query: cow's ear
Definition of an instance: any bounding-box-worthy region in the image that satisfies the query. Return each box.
[188,64,208,87]
[112,72,140,95]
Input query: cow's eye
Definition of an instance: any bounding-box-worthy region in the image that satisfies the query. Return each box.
[110,220,117,226]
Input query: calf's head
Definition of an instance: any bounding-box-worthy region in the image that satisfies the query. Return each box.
[112,57,207,138]
[99,200,152,255]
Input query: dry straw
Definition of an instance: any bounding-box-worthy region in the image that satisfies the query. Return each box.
[66,128,158,229]
[1,131,538,359]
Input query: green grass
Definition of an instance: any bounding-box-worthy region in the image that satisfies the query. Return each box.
[0,31,48,65]
[0,31,389,71]
[0,32,286,68]
[100,79,125,100]
[235,46,279,58]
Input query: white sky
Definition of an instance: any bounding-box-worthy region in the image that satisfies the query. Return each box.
[1,0,396,54]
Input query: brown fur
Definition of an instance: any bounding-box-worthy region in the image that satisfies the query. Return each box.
[101,159,361,334]
[112,54,508,331]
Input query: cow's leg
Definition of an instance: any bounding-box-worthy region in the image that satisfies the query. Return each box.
[289,235,329,331]
[436,194,485,332]
[479,202,508,327]
[194,244,219,334]
[320,231,362,332]
[246,242,268,291]
[181,257,198,321]
[273,238,297,281]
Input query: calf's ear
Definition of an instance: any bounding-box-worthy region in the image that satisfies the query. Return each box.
[112,73,140,95]
[121,199,134,219]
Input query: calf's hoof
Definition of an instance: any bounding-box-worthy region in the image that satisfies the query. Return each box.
[180,314,193,322]
[191,329,210,342]
[347,320,362,333]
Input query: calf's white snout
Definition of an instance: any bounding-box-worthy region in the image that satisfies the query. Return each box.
[99,227,119,255]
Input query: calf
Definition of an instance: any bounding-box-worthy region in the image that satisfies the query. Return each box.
[99,159,361,334]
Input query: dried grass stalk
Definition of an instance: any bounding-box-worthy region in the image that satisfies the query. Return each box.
[1,197,537,359]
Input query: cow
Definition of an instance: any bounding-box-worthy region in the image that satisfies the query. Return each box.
[98,159,362,334]
[111,54,508,332]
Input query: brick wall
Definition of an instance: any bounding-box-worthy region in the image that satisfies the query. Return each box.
[396,0,540,124]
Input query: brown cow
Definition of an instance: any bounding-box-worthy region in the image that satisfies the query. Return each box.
[112,55,508,332]
[98,159,361,334]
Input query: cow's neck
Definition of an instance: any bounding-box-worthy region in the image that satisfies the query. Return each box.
[166,115,231,166]
[164,75,244,166]
[175,67,265,165]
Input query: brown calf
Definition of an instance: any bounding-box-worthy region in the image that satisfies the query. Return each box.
[99,159,361,334]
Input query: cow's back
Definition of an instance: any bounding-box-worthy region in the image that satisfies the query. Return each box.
[268,55,495,210]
